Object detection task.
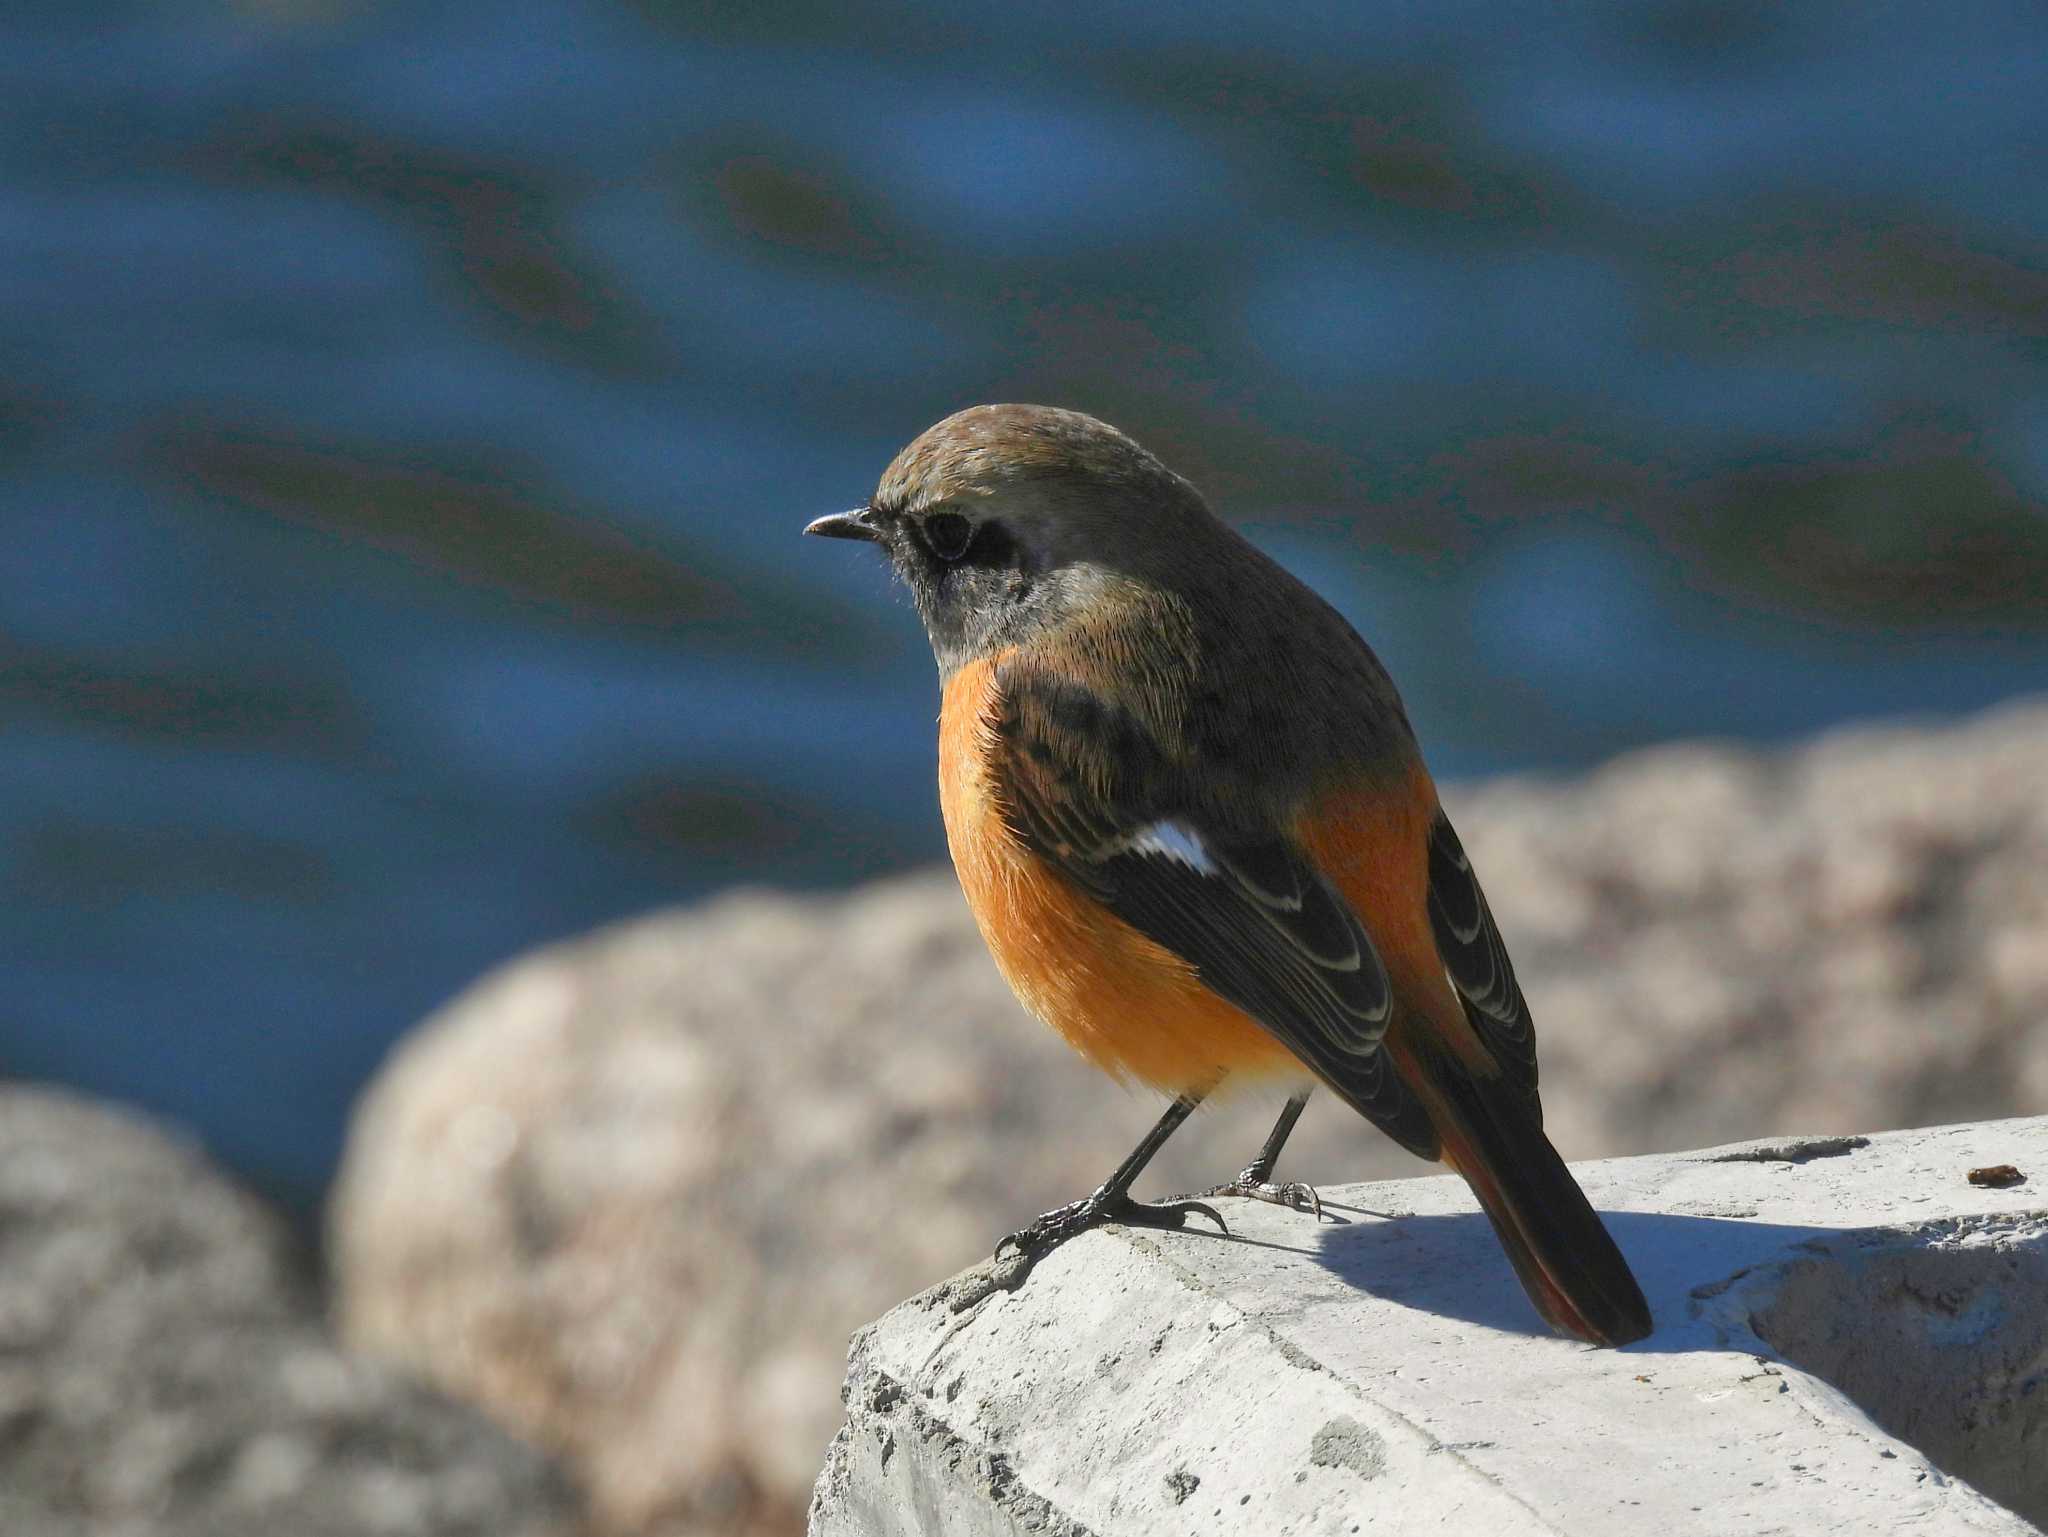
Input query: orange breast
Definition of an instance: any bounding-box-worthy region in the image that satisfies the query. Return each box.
[937,658,1301,1093]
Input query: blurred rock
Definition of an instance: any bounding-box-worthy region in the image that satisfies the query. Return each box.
[0,1087,575,1537]
[329,698,2048,1537]
[1455,699,2048,1159]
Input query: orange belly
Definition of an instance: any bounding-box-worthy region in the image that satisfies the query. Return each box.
[938,659,1300,1092]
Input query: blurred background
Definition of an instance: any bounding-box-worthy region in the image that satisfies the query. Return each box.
[5,0,2046,1223]
[8,4,2048,1534]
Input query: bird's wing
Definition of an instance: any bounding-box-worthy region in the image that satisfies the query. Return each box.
[1425,811,1539,1103]
[992,669,1438,1156]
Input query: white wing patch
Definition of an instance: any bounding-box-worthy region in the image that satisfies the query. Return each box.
[1125,819,1221,876]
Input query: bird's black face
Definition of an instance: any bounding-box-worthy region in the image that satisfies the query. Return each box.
[804,499,1044,675]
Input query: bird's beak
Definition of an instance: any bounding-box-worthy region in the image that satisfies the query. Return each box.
[804,507,880,543]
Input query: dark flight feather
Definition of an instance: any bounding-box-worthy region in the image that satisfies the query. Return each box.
[992,669,1439,1157]
[1426,812,1539,1099]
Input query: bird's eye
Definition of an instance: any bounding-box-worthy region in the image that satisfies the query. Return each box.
[922,511,974,561]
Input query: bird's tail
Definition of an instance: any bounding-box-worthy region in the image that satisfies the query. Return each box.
[1429,1065,1652,1347]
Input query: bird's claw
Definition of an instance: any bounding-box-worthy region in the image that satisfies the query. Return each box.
[994,1192,1229,1263]
[1148,1196,1230,1236]
[1204,1174,1326,1222]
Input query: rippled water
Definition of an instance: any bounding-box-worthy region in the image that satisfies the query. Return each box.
[4,0,2045,1210]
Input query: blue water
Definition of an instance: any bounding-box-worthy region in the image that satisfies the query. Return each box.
[3,0,2044,1214]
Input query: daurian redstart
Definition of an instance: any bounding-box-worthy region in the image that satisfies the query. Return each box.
[807,404,1652,1347]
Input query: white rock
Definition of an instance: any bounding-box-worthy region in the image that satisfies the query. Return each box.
[812,1118,2048,1536]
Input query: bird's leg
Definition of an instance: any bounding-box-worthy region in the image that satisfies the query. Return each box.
[995,1093,1227,1266]
[1204,1090,1324,1219]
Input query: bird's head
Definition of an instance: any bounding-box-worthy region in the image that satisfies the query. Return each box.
[805,404,1216,673]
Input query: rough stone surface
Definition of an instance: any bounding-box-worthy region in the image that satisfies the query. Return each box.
[810,1118,2048,1536]
[0,1087,575,1537]
[329,699,2048,1536]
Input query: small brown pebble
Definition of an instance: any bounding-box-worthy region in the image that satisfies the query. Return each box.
[1967,1164,2025,1188]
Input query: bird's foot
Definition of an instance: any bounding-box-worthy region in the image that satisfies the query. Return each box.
[994,1188,1228,1266]
[1203,1169,1324,1221]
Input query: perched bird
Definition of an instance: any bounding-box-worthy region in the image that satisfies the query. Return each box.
[806,404,1652,1347]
